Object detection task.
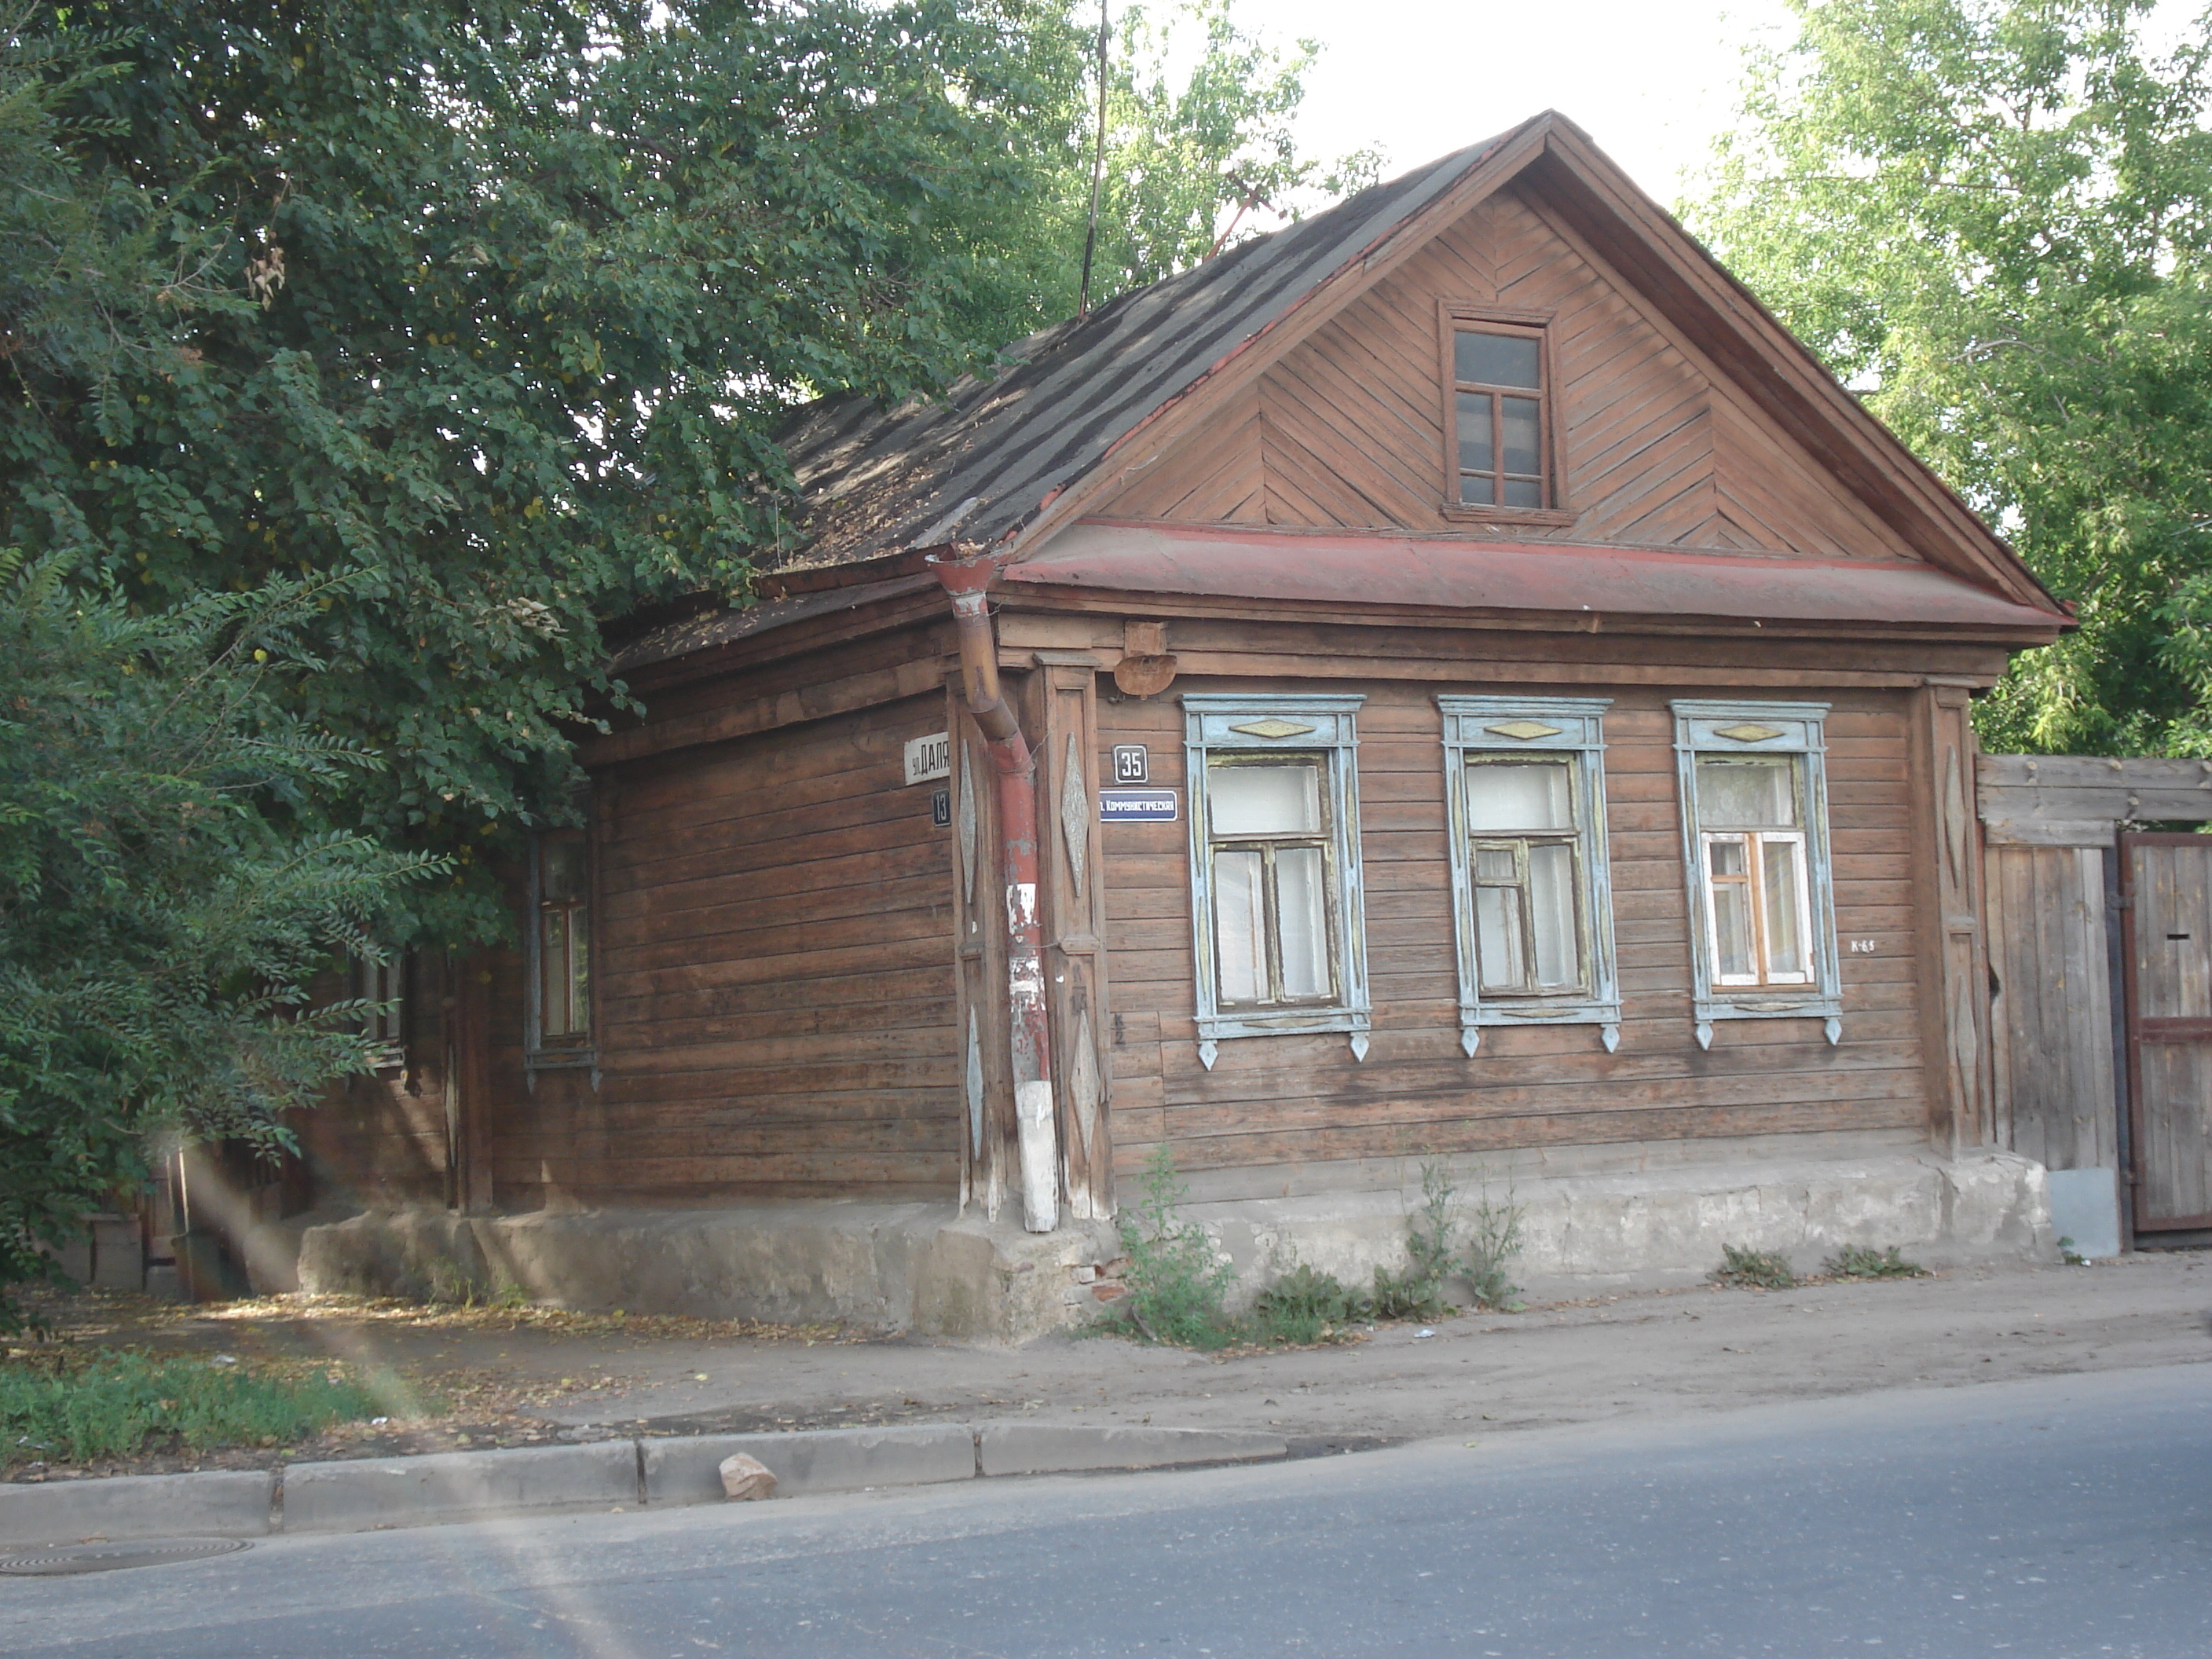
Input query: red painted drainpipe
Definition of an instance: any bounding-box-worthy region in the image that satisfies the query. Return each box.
[928,551,1057,1232]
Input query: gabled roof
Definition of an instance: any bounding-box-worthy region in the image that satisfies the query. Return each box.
[770,109,2060,617]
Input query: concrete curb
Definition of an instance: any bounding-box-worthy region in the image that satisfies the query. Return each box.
[0,1423,1287,1548]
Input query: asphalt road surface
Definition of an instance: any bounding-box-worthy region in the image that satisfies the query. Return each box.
[7,1363,2207,1658]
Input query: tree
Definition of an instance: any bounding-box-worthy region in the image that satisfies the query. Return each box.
[0,551,437,1328]
[4,2,1362,950]
[1686,0,2212,756]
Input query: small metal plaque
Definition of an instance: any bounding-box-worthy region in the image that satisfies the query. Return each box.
[1100,788,1178,823]
[1712,723,1785,744]
[1228,718,1316,740]
[1111,744,1149,783]
[1484,720,1563,741]
[903,731,951,785]
[931,787,951,828]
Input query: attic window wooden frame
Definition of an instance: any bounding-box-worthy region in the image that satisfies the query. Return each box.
[1437,302,1572,526]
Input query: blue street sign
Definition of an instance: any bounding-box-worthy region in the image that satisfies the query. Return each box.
[1100,788,1178,824]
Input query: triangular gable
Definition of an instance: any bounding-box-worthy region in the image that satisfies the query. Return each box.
[776,112,2060,620]
[1090,184,1925,565]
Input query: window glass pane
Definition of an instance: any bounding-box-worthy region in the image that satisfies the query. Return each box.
[1711,875,1755,980]
[540,909,573,1038]
[1474,844,1518,881]
[1697,757,1798,828]
[1467,760,1573,832]
[541,837,588,902]
[1213,849,1266,1003]
[1459,473,1496,506]
[1276,847,1331,998]
[1709,837,1749,877]
[1474,885,1525,991]
[1528,842,1580,989]
[1761,837,1807,979]
[1500,396,1541,474]
[1456,331,1541,389]
[1209,762,1321,836]
[1456,391,1492,473]
[567,906,591,1035]
[1501,477,1543,508]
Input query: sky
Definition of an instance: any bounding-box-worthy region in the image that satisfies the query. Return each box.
[1257,0,1799,212]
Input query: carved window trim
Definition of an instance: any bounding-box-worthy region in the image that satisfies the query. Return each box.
[1672,700,1844,1049]
[1183,694,1369,1069]
[1440,696,1620,1056]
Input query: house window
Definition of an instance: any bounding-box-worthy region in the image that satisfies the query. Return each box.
[1184,694,1368,1069]
[1672,701,1842,1049]
[529,830,593,1062]
[1451,324,1551,509]
[1440,697,1619,1055]
[354,953,406,1069]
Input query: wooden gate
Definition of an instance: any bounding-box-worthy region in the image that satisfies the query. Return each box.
[2122,834,2212,1232]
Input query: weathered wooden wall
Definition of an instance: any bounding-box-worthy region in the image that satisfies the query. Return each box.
[1985,844,2117,1172]
[1094,183,1921,565]
[474,691,961,1207]
[297,954,453,1207]
[1099,678,1924,1189]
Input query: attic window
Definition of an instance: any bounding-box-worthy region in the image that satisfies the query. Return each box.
[1453,327,1549,507]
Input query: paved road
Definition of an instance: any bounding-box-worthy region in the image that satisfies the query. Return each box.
[8,1364,2207,1658]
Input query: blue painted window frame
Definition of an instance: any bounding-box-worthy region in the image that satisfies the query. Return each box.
[1672,699,1843,1049]
[1183,694,1369,1071]
[1438,696,1620,1057]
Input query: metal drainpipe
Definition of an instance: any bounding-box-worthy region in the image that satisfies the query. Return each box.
[928,551,1058,1233]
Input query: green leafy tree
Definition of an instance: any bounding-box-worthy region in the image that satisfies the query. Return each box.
[4,2,1362,950]
[0,551,438,1328]
[1687,0,2212,755]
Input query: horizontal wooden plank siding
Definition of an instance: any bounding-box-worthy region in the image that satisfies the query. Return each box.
[1101,678,1925,1177]
[479,691,961,1207]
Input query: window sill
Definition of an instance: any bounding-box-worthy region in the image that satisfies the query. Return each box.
[1440,503,1577,529]
[1692,992,1842,1051]
[526,1047,597,1071]
[1196,1007,1371,1069]
[1459,998,1622,1057]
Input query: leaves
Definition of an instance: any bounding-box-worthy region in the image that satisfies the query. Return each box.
[1688,0,2212,755]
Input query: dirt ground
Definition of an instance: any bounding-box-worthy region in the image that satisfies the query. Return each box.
[7,1248,2208,1483]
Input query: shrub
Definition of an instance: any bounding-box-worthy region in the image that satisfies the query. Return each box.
[1,1350,383,1465]
[1711,1243,1796,1289]
[1822,1245,1926,1280]
[1116,1145,1236,1349]
[1462,1168,1527,1311]
[1371,1158,1460,1320]
[1250,1262,1368,1346]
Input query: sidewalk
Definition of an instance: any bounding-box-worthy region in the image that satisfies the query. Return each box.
[9,1249,2207,1479]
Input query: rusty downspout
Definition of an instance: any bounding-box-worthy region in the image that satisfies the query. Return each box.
[928,551,1058,1232]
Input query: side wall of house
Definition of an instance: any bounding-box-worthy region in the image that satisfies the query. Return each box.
[1099,674,1922,1194]
[467,690,962,1207]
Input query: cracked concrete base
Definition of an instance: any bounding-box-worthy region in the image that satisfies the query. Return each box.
[297,1203,1120,1343]
[298,1137,2051,1335]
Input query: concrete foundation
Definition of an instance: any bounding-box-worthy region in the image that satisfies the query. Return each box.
[297,1202,1121,1344]
[296,1139,2053,1341]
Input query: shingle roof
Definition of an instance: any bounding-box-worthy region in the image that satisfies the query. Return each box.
[770,122,1530,572]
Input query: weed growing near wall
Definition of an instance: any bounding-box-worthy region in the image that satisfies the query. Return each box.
[1821,1245,1927,1280]
[1711,1244,1797,1289]
[1462,1167,1527,1311]
[1117,1145,1237,1349]
[2,1350,383,1466]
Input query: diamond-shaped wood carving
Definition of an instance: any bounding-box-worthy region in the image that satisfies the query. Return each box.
[1228,717,1316,739]
[1712,723,1785,743]
[1483,720,1562,741]
[1060,733,1087,898]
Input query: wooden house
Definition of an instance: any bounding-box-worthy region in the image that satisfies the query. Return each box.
[292,112,2072,1335]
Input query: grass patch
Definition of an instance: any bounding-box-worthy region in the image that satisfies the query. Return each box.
[2,1350,383,1467]
[1710,1243,1796,1290]
[1821,1245,1927,1280]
